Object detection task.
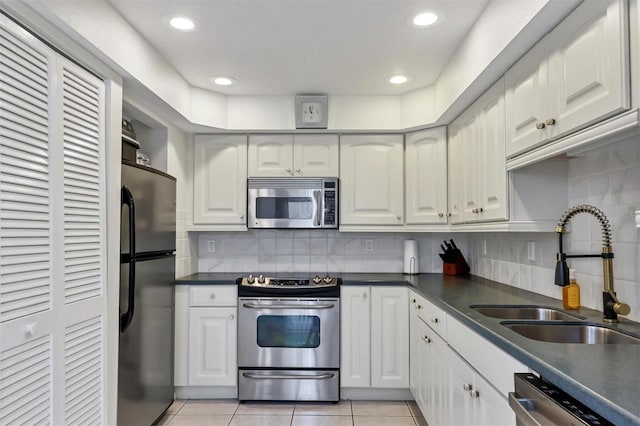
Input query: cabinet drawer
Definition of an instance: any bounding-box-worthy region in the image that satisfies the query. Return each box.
[189,286,237,307]
[447,314,527,397]
[411,291,447,339]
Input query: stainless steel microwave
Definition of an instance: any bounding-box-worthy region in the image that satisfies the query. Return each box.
[247,177,338,229]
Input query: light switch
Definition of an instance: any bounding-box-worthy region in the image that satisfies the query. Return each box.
[527,241,535,261]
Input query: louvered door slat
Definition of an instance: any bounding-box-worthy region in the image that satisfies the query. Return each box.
[65,317,102,425]
[62,61,103,306]
[0,335,51,424]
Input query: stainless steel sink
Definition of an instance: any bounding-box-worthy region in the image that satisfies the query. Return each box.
[502,322,640,344]
[470,305,583,321]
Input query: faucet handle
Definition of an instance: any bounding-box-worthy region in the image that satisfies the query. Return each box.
[613,302,631,316]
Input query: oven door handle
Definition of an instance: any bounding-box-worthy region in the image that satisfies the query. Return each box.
[242,302,335,310]
[242,372,335,380]
[508,392,542,426]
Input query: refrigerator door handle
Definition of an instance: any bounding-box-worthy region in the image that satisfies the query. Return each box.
[121,185,136,333]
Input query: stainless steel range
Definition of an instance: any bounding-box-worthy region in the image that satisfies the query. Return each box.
[237,274,340,402]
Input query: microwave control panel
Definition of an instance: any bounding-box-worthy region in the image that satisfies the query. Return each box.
[323,180,337,226]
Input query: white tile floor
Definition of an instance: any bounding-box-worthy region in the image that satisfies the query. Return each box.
[159,400,428,426]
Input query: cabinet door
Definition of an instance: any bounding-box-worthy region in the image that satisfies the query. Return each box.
[248,134,293,177]
[446,348,477,426]
[505,40,550,158]
[459,111,482,222]
[475,372,515,426]
[340,286,371,387]
[193,135,247,224]
[405,128,447,224]
[447,122,463,224]
[340,135,404,225]
[478,79,508,222]
[548,0,629,139]
[371,287,408,388]
[293,134,339,176]
[424,323,448,426]
[188,307,237,386]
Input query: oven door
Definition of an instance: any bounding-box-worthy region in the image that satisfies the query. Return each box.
[238,298,340,369]
[248,187,322,229]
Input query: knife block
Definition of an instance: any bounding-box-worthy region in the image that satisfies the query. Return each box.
[443,250,470,276]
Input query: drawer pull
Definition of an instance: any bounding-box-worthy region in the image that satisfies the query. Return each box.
[210,293,216,300]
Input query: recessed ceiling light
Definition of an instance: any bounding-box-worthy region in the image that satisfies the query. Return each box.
[169,16,196,31]
[412,12,439,27]
[389,75,409,85]
[211,76,236,86]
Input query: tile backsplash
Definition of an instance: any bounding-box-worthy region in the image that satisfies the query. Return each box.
[197,230,467,275]
[469,138,640,322]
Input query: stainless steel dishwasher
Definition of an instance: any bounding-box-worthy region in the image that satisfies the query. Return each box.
[509,373,613,425]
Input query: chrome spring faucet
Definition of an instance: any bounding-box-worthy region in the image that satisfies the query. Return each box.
[555,204,630,323]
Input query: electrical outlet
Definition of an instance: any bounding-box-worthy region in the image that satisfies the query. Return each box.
[207,240,216,253]
[527,241,535,261]
[364,239,374,252]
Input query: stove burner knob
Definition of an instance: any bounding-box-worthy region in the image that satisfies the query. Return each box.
[247,275,255,284]
[257,275,266,284]
[313,275,322,284]
[323,275,333,284]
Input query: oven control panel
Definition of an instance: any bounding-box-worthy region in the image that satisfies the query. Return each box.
[240,275,338,288]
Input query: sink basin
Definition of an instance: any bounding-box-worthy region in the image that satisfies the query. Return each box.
[470,305,583,321]
[502,322,640,344]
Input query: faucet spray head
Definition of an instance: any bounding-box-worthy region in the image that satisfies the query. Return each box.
[554,253,570,286]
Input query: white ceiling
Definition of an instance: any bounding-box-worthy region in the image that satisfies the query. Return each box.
[107,0,489,96]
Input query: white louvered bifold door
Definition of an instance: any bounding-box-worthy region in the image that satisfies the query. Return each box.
[0,15,106,426]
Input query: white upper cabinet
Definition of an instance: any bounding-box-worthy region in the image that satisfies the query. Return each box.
[340,134,404,226]
[506,0,629,158]
[193,135,247,226]
[292,134,339,176]
[450,78,508,224]
[249,134,338,177]
[405,127,447,225]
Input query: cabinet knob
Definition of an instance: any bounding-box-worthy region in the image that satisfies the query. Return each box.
[285,168,291,173]
[397,216,402,220]
[438,213,444,218]
[26,322,37,337]
[422,336,431,343]
[431,318,439,324]
[229,314,235,320]
[295,168,301,173]
[545,118,556,126]
[239,214,244,219]
[411,298,416,303]
[536,122,546,130]
[478,207,483,213]
[463,383,473,391]
[447,213,452,217]
[472,208,477,214]
[417,305,422,309]
[209,293,216,300]
[362,292,367,299]
[470,389,480,398]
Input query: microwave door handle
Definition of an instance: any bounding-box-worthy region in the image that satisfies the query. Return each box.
[314,190,322,227]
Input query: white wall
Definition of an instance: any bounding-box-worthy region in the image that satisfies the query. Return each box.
[197,230,467,274]
[467,138,640,322]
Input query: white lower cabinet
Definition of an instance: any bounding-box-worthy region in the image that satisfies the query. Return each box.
[447,347,514,426]
[341,286,409,389]
[175,286,238,396]
[188,307,237,386]
[410,290,521,425]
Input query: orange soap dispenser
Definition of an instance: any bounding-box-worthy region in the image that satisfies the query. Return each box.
[562,268,581,310]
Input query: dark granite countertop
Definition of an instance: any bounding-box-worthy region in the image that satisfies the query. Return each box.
[175,272,640,424]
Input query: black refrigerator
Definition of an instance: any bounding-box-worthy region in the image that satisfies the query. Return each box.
[119,160,176,426]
